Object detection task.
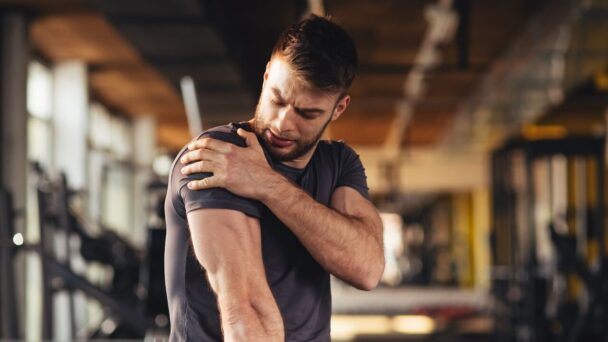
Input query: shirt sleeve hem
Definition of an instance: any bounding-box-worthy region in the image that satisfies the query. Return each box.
[185,199,263,219]
[334,183,370,200]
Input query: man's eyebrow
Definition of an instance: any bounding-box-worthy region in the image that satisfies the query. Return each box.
[270,86,324,114]
[295,106,324,115]
[270,87,284,100]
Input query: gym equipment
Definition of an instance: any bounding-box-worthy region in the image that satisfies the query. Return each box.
[491,137,607,342]
[140,180,169,320]
[31,163,166,339]
[0,187,19,339]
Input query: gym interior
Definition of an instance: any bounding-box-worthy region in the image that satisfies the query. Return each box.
[1,0,608,341]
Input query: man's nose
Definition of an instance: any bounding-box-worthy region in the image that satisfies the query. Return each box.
[274,105,296,133]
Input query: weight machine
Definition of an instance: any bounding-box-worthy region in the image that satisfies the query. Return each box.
[0,163,170,340]
[34,163,158,338]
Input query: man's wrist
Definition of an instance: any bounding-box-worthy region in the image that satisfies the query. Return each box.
[257,170,290,203]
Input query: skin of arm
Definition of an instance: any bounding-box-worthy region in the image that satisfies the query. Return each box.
[187,208,284,341]
[262,180,385,290]
[182,129,385,290]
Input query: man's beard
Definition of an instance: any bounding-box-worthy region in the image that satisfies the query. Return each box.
[252,104,332,162]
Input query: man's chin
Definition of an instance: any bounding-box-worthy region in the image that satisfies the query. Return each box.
[260,134,317,162]
[266,145,297,161]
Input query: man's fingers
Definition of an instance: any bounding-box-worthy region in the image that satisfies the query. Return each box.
[180,161,214,175]
[187,176,219,190]
[188,137,233,153]
[236,128,261,149]
[181,148,222,165]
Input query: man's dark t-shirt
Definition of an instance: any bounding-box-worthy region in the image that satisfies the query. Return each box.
[164,122,369,341]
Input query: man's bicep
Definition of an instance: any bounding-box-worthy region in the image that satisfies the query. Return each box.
[331,186,382,229]
[187,208,265,297]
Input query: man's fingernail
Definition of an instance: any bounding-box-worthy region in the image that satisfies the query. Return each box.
[187,182,193,188]
[180,167,186,173]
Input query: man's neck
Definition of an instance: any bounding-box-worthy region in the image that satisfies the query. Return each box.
[279,142,319,169]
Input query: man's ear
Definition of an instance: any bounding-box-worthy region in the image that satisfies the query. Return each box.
[263,61,271,81]
[331,95,350,121]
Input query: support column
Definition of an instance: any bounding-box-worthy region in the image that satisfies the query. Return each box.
[51,60,88,342]
[53,61,88,189]
[0,11,28,340]
[132,116,156,248]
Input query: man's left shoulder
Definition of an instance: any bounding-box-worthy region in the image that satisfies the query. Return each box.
[317,140,359,160]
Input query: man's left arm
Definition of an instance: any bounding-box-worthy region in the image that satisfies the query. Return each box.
[180,129,385,290]
[261,177,385,290]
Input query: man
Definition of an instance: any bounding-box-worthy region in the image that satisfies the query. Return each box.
[165,15,384,341]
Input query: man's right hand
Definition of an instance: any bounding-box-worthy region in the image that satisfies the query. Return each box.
[180,129,280,201]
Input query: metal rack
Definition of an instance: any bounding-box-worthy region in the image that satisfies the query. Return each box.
[491,136,607,342]
[0,187,19,339]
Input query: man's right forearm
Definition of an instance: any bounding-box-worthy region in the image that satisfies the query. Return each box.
[218,293,284,342]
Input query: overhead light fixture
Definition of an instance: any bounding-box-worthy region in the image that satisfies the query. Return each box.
[330,315,436,339]
[152,153,173,177]
[12,233,24,246]
[522,125,568,140]
[392,315,436,334]
[595,70,608,91]
[331,315,392,340]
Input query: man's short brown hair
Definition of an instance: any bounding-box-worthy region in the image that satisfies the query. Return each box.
[271,15,358,95]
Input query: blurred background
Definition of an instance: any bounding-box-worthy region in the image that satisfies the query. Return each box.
[1,0,608,341]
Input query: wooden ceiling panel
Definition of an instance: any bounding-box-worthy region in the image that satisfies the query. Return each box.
[90,65,185,120]
[346,97,403,123]
[115,24,226,57]
[361,47,420,65]
[405,112,454,146]
[350,73,406,98]
[348,23,426,49]
[158,63,243,85]
[328,0,427,28]
[31,12,140,64]
[157,123,191,151]
[330,116,393,146]
[0,0,84,10]
[423,71,479,98]
[93,0,204,17]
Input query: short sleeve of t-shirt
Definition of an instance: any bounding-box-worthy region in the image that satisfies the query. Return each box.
[177,129,264,219]
[335,142,370,200]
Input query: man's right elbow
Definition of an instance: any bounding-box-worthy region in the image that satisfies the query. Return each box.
[221,302,284,342]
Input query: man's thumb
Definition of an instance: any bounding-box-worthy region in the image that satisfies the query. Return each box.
[237,128,258,147]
